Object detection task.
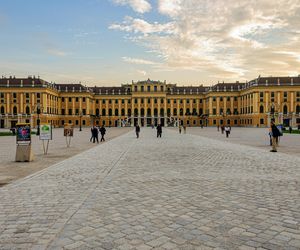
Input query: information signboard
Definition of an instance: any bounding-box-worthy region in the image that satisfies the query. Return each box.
[16,123,31,143]
[64,124,74,137]
[40,124,52,140]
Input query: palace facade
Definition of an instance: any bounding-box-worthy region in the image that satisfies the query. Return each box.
[1,76,300,129]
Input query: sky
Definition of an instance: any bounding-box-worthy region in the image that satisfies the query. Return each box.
[0,0,300,86]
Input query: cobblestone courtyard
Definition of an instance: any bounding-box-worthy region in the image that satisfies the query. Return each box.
[0,128,300,249]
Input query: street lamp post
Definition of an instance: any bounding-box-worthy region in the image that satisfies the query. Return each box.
[36,104,41,136]
[79,113,82,131]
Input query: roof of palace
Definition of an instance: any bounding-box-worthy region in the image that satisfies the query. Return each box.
[1,76,300,94]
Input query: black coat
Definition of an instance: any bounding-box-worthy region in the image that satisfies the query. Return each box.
[100,127,106,135]
[271,124,280,137]
[157,125,162,133]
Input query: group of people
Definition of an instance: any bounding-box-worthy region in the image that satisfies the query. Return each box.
[90,125,106,143]
[135,124,163,138]
[218,125,231,138]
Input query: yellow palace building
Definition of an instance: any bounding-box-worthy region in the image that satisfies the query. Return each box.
[1,76,300,129]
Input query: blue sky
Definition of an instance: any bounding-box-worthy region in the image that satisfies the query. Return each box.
[1,0,300,86]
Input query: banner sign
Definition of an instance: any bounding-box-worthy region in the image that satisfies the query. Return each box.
[64,124,74,137]
[40,124,52,140]
[16,123,31,143]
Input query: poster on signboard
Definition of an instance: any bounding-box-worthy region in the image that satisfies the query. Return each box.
[39,124,52,140]
[64,124,74,137]
[16,123,31,143]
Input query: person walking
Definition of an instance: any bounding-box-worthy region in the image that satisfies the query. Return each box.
[179,125,182,134]
[100,125,106,142]
[90,126,94,142]
[157,124,162,138]
[135,124,140,138]
[221,125,225,134]
[289,126,292,133]
[217,125,220,131]
[92,126,99,143]
[270,120,280,152]
[183,125,186,134]
[225,126,230,138]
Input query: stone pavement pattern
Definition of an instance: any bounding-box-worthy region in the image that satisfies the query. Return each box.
[0,128,300,250]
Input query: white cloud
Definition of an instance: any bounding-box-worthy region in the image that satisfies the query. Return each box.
[112,0,151,13]
[111,0,300,81]
[137,70,147,76]
[158,0,182,17]
[109,16,176,35]
[122,56,157,65]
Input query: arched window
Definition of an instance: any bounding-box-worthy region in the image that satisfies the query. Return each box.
[25,106,30,115]
[199,108,203,115]
[283,105,288,114]
[185,108,190,115]
[108,109,112,116]
[13,106,17,115]
[173,108,177,116]
[115,109,119,116]
[192,108,197,115]
[260,105,264,113]
[160,108,164,116]
[154,108,158,116]
[96,108,100,116]
[147,108,151,116]
[226,108,231,115]
[167,108,171,116]
[102,109,106,116]
[121,108,125,116]
[134,108,138,116]
[0,106,4,114]
[296,105,300,114]
[141,108,145,116]
[180,108,183,115]
[128,109,131,116]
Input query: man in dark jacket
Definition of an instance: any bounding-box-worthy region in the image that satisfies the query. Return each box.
[135,124,140,138]
[157,124,162,138]
[92,126,99,143]
[100,125,106,142]
[270,120,280,152]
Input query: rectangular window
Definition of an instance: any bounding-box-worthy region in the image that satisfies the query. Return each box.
[83,97,86,102]
[102,99,105,104]
[161,98,164,104]
[96,100,99,104]
[234,97,238,101]
[160,86,164,91]
[213,97,216,102]
[220,97,223,102]
[186,99,189,104]
[199,99,202,103]
[115,99,118,104]
[109,100,112,104]
[141,99,144,104]
[167,99,170,104]
[141,86,144,92]
[154,86,157,92]
[82,109,86,115]
[62,97,65,102]
[61,109,65,115]
[76,97,79,102]
[69,97,72,102]
[68,109,72,115]
[122,99,124,104]
[134,99,138,104]
[174,99,177,104]
[147,86,150,92]
[213,108,216,115]
[134,86,137,92]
